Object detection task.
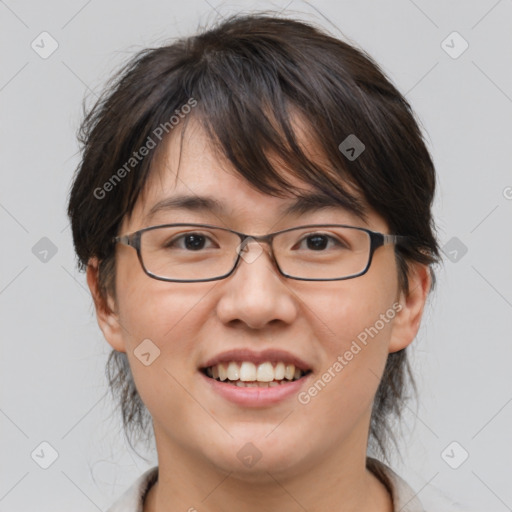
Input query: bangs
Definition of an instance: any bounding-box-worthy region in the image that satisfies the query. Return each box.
[189,47,366,217]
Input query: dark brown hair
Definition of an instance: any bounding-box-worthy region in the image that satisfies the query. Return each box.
[67,13,440,461]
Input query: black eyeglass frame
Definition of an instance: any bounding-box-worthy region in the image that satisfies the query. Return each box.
[112,223,407,283]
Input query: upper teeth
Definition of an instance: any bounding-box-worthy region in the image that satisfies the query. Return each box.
[206,361,304,382]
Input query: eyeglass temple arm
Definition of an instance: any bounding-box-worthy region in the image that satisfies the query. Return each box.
[382,233,403,243]
[112,234,133,246]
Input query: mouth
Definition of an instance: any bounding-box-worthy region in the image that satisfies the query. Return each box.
[199,349,313,406]
[201,361,312,388]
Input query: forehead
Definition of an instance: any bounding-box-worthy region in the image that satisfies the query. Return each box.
[124,117,379,232]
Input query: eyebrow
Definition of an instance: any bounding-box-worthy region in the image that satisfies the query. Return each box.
[144,192,367,223]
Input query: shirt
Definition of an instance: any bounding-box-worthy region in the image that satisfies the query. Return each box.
[106,458,425,512]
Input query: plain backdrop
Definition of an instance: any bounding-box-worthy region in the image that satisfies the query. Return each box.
[1,0,511,510]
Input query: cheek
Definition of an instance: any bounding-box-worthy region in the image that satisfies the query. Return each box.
[297,307,395,441]
[297,262,398,352]
[113,282,210,435]
[113,255,215,402]
[296,261,399,415]
[115,249,211,346]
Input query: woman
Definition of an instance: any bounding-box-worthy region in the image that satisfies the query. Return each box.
[68,13,439,511]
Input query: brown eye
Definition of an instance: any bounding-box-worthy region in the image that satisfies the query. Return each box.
[295,233,347,251]
[164,232,217,251]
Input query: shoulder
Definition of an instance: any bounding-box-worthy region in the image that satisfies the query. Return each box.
[367,457,425,512]
[368,457,478,512]
[106,466,158,512]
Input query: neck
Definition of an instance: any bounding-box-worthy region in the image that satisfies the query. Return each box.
[143,428,393,512]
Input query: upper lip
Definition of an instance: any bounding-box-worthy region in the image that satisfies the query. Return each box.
[201,349,312,372]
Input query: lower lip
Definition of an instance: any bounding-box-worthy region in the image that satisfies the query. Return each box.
[200,372,310,407]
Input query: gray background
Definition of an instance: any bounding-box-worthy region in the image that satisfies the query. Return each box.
[1,0,511,510]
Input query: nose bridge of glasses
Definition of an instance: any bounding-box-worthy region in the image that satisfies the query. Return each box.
[236,233,276,265]
[238,232,271,247]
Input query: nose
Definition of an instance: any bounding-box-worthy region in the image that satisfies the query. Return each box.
[215,239,299,330]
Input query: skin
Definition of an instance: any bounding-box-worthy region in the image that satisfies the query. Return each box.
[87,118,431,512]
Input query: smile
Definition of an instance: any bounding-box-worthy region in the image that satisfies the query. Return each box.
[202,361,310,387]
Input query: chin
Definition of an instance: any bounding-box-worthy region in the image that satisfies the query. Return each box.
[201,431,311,479]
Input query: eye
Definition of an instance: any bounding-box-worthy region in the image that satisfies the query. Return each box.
[165,232,218,251]
[296,233,347,251]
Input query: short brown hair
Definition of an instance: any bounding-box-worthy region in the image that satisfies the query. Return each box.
[67,13,440,460]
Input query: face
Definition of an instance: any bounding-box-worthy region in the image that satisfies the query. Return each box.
[90,118,429,480]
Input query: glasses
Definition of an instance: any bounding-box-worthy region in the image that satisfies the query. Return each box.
[112,223,407,282]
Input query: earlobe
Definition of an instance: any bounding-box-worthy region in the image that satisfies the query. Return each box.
[388,263,431,353]
[86,258,127,353]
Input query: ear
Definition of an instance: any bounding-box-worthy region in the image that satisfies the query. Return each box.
[388,262,431,353]
[86,257,127,353]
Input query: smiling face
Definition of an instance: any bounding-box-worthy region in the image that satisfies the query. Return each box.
[88,118,429,482]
